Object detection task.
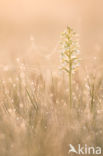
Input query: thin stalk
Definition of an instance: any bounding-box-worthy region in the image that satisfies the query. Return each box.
[69,70,72,109]
[69,51,72,109]
[90,81,95,112]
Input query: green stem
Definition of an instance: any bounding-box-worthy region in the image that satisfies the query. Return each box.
[69,50,72,108]
[69,70,72,109]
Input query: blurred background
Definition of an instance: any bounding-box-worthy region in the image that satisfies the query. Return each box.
[0,0,103,68]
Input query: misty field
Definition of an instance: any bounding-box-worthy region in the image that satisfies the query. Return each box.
[0,26,103,156]
[0,0,103,156]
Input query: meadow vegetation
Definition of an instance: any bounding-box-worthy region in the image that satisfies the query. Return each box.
[0,26,103,156]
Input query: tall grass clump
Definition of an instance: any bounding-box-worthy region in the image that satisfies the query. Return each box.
[60,26,80,108]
